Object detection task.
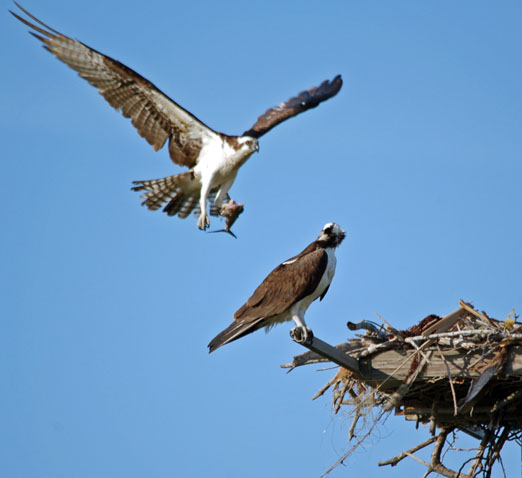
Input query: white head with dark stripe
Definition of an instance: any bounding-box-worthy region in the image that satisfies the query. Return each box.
[317,222,345,248]
[236,136,259,155]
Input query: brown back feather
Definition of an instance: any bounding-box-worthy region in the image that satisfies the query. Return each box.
[234,247,328,322]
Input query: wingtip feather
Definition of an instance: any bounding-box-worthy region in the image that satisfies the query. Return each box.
[12,1,61,35]
[332,74,343,91]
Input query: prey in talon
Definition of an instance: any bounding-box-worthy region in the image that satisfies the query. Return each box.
[208,200,245,238]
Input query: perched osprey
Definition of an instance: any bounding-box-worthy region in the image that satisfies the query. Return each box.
[11,4,343,232]
[208,223,345,353]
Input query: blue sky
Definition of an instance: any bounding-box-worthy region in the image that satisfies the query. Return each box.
[2,1,522,477]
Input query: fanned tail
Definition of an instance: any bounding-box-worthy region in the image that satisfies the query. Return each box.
[132,172,200,218]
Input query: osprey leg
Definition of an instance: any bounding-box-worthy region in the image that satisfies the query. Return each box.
[290,326,314,344]
[291,314,313,343]
[214,176,236,210]
[196,176,213,230]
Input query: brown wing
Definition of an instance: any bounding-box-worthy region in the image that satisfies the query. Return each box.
[234,248,328,322]
[10,3,218,168]
[243,75,342,139]
[208,247,327,352]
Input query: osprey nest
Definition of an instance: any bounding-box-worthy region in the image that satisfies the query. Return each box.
[282,301,522,478]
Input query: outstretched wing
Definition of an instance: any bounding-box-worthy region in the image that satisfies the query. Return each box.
[234,248,328,321]
[10,3,218,168]
[243,75,342,139]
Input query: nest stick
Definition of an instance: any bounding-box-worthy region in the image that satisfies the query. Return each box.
[428,427,474,478]
[348,407,361,440]
[382,350,433,412]
[436,344,459,416]
[320,412,385,477]
[490,389,522,413]
[378,436,436,467]
[459,300,501,330]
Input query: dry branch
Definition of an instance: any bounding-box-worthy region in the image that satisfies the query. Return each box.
[378,436,436,467]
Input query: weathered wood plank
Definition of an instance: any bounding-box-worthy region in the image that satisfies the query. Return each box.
[358,345,522,389]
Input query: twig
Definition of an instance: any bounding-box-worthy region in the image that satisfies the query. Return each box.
[333,378,353,414]
[404,450,430,467]
[466,427,491,477]
[348,407,361,440]
[490,389,522,413]
[378,436,436,467]
[382,350,433,412]
[484,426,510,477]
[436,344,458,415]
[405,329,500,343]
[498,454,507,478]
[409,339,432,364]
[315,365,340,372]
[437,337,482,349]
[459,300,501,330]
[374,312,404,339]
[371,338,436,396]
[312,375,340,400]
[429,398,438,436]
[358,337,397,357]
[428,427,474,478]
[459,456,483,478]
[320,411,385,477]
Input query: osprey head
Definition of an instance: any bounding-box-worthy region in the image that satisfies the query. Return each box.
[317,222,345,248]
[239,136,259,154]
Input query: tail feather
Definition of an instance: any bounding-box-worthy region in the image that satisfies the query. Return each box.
[162,194,184,216]
[177,196,199,218]
[208,318,266,353]
[193,191,231,217]
[132,171,201,218]
[164,194,199,218]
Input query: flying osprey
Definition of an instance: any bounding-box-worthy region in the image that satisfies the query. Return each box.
[208,223,345,352]
[11,4,343,232]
